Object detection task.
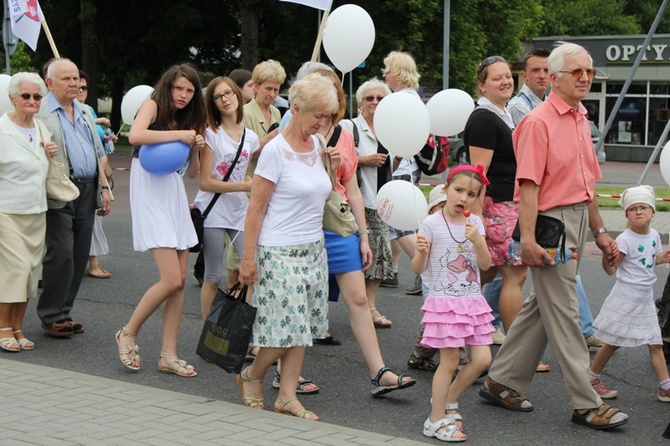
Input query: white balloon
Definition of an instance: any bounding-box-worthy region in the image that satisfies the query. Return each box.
[660,141,670,188]
[374,92,431,158]
[323,5,375,73]
[426,89,475,136]
[0,74,13,115]
[121,85,154,125]
[376,180,428,231]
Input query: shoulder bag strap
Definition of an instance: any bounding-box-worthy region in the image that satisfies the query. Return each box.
[202,127,246,219]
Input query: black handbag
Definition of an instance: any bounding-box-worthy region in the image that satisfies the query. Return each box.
[512,214,565,249]
[196,283,256,373]
[189,129,245,253]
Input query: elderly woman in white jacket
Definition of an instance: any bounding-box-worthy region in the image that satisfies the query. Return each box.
[0,72,57,352]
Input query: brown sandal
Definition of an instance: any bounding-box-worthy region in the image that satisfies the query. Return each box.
[236,367,264,409]
[479,377,534,411]
[572,403,628,430]
[370,307,392,329]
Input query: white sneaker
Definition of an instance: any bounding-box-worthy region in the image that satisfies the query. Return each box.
[491,328,506,345]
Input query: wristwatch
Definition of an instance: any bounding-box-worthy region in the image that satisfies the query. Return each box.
[592,227,608,238]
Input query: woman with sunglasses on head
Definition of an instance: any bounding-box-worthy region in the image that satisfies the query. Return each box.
[0,72,56,352]
[464,56,531,363]
[340,79,395,330]
[195,77,259,321]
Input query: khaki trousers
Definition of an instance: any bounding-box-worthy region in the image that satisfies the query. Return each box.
[488,202,602,410]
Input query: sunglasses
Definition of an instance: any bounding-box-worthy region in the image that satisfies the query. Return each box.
[79,86,88,92]
[477,56,507,76]
[19,93,43,101]
[363,95,385,102]
[558,68,596,79]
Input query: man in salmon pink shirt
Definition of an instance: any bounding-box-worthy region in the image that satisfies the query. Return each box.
[480,42,628,431]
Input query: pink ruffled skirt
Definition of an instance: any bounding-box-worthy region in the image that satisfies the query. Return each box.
[421,296,494,349]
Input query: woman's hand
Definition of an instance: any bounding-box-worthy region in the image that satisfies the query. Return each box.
[178,129,197,146]
[362,153,387,167]
[191,134,205,152]
[324,147,341,171]
[359,237,373,271]
[239,258,258,285]
[42,141,58,158]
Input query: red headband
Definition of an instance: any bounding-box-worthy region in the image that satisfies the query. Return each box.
[446,164,490,185]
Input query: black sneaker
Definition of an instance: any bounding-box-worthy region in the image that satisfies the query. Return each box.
[407,354,438,372]
[380,272,398,288]
[406,275,422,295]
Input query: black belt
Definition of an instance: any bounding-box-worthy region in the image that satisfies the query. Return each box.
[70,176,96,184]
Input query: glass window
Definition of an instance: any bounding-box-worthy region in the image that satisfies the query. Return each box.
[589,82,602,93]
[606,82,647,95]
[650,83,670,95]
[648,97,670,146]
[605,97,646,144]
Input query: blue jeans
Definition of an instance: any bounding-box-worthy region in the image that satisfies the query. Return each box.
[576,273,596,338]
[484,272,595,337]
[483,274,503,330]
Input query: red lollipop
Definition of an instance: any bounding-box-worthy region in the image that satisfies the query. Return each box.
[464,210,471,217]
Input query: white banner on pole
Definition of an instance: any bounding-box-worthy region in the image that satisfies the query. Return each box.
[9,0,43,51]
[279,0,332,11]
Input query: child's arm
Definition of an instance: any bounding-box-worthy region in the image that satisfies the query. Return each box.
[412,234,430,275]
[465,222,492,271]
[656,249,670,266]
[602,251,623,276]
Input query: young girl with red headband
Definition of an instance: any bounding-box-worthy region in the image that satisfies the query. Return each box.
[412,164,493,442]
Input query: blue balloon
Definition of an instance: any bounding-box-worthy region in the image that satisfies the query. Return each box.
[139,141,190,175]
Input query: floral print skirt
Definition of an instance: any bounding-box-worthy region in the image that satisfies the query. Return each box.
[250,239,329,348]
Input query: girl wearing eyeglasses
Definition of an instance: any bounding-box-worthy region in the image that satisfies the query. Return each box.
[194,77,258,320]
[0,72,56,352]
[588,185,670,403]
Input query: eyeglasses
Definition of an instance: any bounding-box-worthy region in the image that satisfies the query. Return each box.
[79,86,88,92]
[558,68,596,79]
[213,90,235,102]
[477,56,507,77]
[626,204,653,213]
[363,95,385,102]
[19,93,43,101]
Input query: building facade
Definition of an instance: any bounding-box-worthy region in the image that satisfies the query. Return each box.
[531,35,670,162]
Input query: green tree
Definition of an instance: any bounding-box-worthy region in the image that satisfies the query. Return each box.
[540,0,640,36]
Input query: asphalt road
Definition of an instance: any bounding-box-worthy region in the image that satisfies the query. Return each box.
[11,155,670,445]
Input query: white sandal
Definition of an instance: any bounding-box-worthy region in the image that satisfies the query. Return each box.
[13,330,34,350]
[0,327,19,352]
[423,416,466,442]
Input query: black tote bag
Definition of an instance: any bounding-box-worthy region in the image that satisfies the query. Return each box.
[196,284,256,373]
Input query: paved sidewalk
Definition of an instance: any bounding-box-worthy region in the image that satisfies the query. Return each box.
[0,359,424,446]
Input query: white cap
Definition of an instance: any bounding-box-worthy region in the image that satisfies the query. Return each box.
[428,184,447,210]
[619,185,656,211]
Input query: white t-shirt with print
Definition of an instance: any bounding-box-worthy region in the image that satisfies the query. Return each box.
[194,126,259,230]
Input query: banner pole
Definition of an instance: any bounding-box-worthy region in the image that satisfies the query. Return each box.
[310,10,329,62]
[41,19,59,58]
